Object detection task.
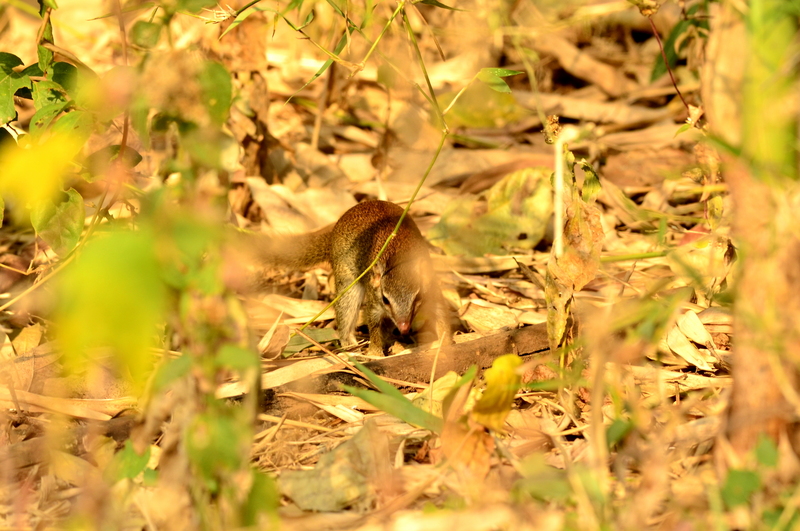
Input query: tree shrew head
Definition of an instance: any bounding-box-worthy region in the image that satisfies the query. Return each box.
[379,259,425,335]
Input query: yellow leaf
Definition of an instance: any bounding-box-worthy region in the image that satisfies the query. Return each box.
[0,133,82,211]
[472,354,523,433]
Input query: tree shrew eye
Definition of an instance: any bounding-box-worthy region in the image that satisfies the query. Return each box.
[382,294,390,306]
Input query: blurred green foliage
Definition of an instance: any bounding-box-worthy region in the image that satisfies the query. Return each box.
[55,227,166,390]
[0,0,279,526]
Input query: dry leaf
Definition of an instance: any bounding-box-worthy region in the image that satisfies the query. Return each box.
[666,326,715,371]
[438,419,494,480]
[546,193,604,350]
[531,34,637,96]
[257,315,290,359]
[667,235,732,287]
[277,420,393,511]
[12,322,43,356]
[676,311,717,350]
[515,91,672,127]
[460,300,520,334]
[411,371,461,419]
[430,168,552,256]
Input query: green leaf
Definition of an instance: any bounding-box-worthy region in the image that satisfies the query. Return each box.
[285,0,304,11]
[476,67,523,93]
[0,53,23,71]
[417,0,462,10]
[241,470,279,526]
[674,122,693,136]
[355,362,406,401]
[439,81,527,128]
[376,62,398,91]
[16,64,43,99]
[580,160,602,203]
[281,14,300,31]
[296,9,315,30]
[152,354,192,392]
[320,0,344,17]
[143,468,158,486]
[52,62,78,95]
[37,14,55,73]
[186,414,248,491]
[513,453,571,501]
[20,63,43,77]
[151,112,174,132]
[650,5,708,82]
[606,418,633,447]
[37,45,53,74]
[131,20,162,49]
[29,101,70,137]
[283,328,338,354]
[755,434,778,468]
[156,213,225,294]
[721,469,761,508]
[0,53,31,123]
[178,0,217,13]
[348,363,443,432]
[199,61,232,125]
[480,67,524,78]
[220,4,270,40]
[217,345,259,372]
[50,110,94,145]
[32,79,66,110]
[345,385,444,433]
[30,188,84,256]
[130,95,151,145]
[55,228,166,391]
[85,145,143,175]
[651,20,688,82]
[286,27,350,101]
[105,440,151,482]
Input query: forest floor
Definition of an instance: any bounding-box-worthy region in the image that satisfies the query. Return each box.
[0,0,776,530]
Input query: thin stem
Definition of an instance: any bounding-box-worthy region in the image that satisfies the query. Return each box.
[360,0,405,67]
[113,0,130,156]
[401,10,446,131]
[648,16,690,113]
[35,6,51,47]
[600,250,668,263]
[0,254,75,313]
[441,74,478,116]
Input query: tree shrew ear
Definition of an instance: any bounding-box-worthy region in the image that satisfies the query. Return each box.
[369,267,381,289]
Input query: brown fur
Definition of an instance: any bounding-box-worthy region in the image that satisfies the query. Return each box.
[258,201,450,355]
